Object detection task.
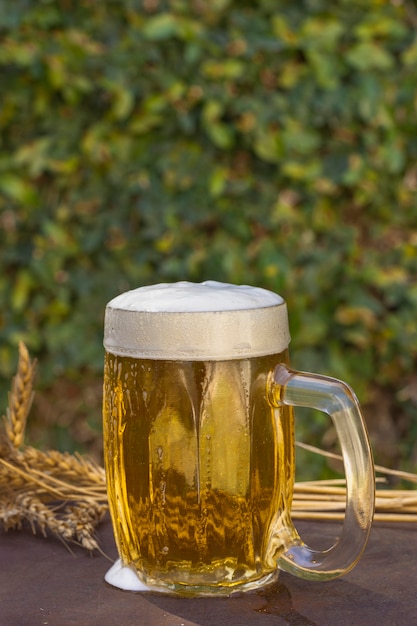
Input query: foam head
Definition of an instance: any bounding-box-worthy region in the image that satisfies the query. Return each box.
[104,281,290,360]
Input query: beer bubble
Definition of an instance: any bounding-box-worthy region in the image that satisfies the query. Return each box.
[159,479,167,504]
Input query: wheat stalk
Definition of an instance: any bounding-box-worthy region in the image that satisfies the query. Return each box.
[293,442,417,523]
[296,440,417,485]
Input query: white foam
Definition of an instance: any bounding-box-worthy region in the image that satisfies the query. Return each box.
[105,559,153,592]
[107,281,283,313]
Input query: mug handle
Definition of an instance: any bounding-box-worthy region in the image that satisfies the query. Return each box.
[268,364,375,580]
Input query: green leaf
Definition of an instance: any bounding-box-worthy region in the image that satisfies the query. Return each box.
[14,138,52,176]
[355,15,407,40]
[282,121,321,156]
[209,167,228,197]
[202,59,245,80]
[202,100,224,123]
[402,39,417,67]
[346,42,394,70]
[142,13,179,41]
[282,160,321,181]
[130,112,163,134]
[301,17,344,49]
[110,86,134,121]
[206,122,234,149]
[272,15,298,45]
[0,174,38,204]
[11,270,34,312]
[254,130,282,163]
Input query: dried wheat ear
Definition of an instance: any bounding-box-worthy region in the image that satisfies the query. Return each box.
[0,343,108,554]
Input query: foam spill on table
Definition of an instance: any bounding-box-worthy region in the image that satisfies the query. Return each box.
[105,559,155,592]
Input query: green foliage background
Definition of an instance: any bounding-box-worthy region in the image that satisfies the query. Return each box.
[1,0,417,473]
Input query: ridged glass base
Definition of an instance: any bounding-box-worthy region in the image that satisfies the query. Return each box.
[104,559,279,597]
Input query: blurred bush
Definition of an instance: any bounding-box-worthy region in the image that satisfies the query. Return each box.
[1,0,416,471]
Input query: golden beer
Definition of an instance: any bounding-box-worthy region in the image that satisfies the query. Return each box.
[103,281,374,594]
[103,351,296,593]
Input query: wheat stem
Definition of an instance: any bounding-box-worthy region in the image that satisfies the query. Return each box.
[296,440,417,484]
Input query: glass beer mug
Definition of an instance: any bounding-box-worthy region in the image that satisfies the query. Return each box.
[103,281,374,596]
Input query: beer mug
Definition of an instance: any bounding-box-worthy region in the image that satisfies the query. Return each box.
[103,281,374,596]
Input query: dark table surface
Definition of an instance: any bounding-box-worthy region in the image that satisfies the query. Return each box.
[1,515,416,626]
